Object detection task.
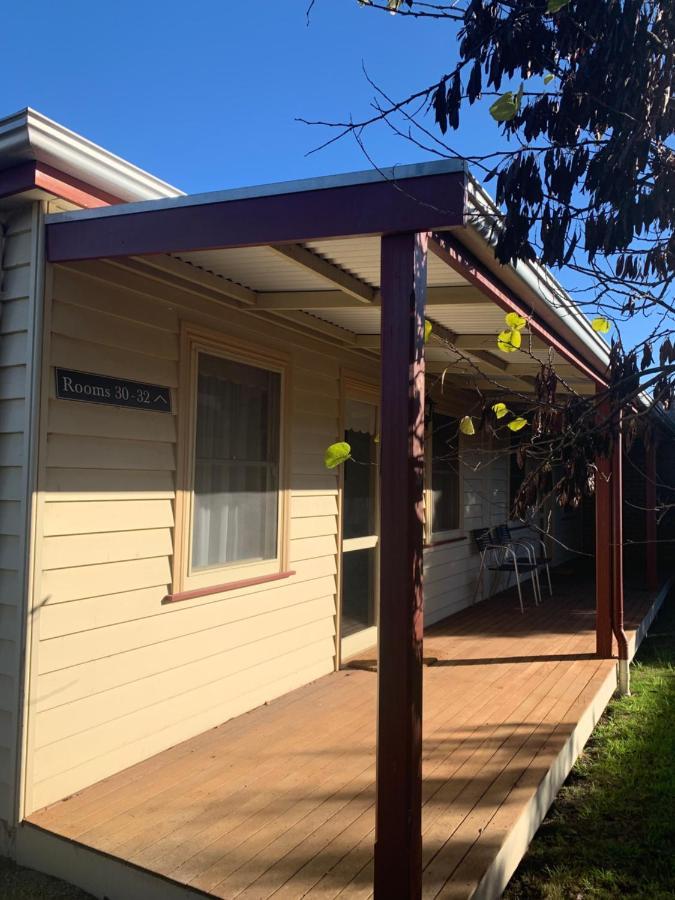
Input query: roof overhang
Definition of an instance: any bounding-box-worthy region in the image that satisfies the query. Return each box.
[0,108,182,205]
[45,160,467,256]
[43,159,612,387]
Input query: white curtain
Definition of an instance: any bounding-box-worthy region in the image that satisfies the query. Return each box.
[192,353,280,570]
[345,399,377,435]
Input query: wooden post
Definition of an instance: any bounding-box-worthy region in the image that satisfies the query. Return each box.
[645,441,658,592]
[595,392,613,658]
[611,428,630,694]
[374,232,427,900]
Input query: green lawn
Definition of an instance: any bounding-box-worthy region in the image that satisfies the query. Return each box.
[505,592,675,900]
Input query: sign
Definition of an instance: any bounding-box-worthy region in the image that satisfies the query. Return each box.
[55,368,172,413]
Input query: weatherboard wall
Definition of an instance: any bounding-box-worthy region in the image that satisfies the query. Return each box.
[0,202,43,838]
[25,259,516,813]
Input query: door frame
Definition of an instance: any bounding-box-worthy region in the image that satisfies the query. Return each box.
[336,371,380,666]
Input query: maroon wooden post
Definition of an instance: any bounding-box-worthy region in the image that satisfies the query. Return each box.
[645,441,658,592]
[611,427,630,693]
[374,232,427,900]
[595,392,613,658]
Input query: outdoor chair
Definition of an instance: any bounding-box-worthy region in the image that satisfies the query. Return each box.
[471,527,540,614]
[494,523,553,598]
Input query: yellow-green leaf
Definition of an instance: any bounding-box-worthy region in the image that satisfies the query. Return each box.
[591,316,611,334]
[505,312,526,330]
[544,73,555,85]
[492,402,509,419]
[497,328,522,352]
[324,442,352,469]
[547,0,570,11]
[508,417,528,432]
[489,92,519,123]
[424,319,433,344]
[459,416,476,436]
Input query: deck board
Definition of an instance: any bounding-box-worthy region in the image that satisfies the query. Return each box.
[27,569,664,899]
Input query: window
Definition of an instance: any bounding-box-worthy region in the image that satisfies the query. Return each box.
[175,328,288,593]
[427,412,461,538]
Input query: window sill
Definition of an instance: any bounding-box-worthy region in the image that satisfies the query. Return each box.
[163,570,296,604]
[424,533,467,549]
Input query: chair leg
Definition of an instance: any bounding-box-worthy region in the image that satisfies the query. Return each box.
[513,566,524,614]
[473,555,486,604]
[532,567,542,605]
[545,562,552,596]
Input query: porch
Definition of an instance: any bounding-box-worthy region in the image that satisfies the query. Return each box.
[21,568,670,900]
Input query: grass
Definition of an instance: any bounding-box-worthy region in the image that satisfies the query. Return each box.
[504,592,675,900]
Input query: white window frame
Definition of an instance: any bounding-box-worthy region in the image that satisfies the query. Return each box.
[173,325,289,593]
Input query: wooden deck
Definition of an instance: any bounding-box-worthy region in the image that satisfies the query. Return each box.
[24,569,669,900]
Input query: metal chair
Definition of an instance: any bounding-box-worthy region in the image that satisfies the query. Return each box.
[496,523,552,597]
[471,527,540,614]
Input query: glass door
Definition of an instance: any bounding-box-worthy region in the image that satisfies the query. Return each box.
[340,397,379,659]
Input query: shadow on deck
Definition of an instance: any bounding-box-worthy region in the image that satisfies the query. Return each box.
[19,567,672,900]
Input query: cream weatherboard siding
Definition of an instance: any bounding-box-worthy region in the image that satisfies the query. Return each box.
[0,202,43,841]
[24,259,537,814]
[25,262,351,813]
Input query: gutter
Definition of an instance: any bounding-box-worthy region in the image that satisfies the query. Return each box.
[465,176,610,371]
[0,108,183,203]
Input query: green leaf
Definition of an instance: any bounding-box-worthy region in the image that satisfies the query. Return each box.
[591,317,612,334]
[547,0,570,11]
[492,402,509,419]
[424,319,433,344]
[489,92,519,123]
[544,73,555,85]
[459,416,476,436]
[505,312,526,331]
[508,417,528,432]
[497,328,522,352]
[324,442,352,469]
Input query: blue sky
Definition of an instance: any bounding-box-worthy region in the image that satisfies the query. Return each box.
[1,1,485,190]
[0,1,652,347]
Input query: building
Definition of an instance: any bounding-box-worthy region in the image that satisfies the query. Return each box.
[0,108,671,899]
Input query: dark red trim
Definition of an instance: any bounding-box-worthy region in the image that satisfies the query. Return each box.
[162,570,295,604]
[429,234,607,385]
[45,172,465,262]
[35,163,118,208]
[645,441,658,592]
[423,535,467,549]
[0,161,119,208]
[374,232,426,900]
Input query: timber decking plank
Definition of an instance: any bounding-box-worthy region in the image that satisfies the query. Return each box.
[26,575,661,900]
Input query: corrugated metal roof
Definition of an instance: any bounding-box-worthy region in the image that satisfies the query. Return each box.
[305,237,469,289]
[174,247,332,292]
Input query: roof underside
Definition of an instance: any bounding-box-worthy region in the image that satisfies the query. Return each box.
[156,234,596,397]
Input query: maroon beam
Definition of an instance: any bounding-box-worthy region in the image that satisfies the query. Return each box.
[595,450,613,658]
[611,428,629,664]
[645,440,658,592]
[374,232,427,900]
[45,172,465,262]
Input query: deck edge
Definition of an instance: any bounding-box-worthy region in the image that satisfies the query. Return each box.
[15,822,216,900]
[469,579,673,900]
